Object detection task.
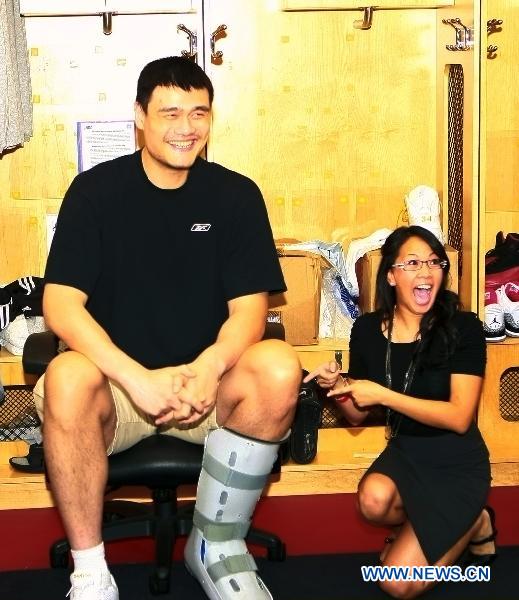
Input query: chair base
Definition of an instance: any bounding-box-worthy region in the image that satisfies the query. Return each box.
[50,494,286,595]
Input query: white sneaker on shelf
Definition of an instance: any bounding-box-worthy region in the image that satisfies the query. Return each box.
[67,570,119,600]
[484,288,506,342]
[405,185,445,244]
[497,284,519,337]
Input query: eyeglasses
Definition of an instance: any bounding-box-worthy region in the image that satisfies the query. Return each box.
[392,258,448,271]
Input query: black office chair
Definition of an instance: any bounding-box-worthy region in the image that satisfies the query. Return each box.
[21,324,287,595]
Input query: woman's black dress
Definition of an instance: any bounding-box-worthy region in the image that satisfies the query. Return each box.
[349,311,490,564]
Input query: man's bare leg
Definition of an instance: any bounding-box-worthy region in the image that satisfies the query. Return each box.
[215,339,300,439]
[43,351,119,599]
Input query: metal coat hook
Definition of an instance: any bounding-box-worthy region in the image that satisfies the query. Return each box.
[210,24,227,64]
[487,19,503,35]
[487,45,498,59]
[177,24,197,61]
[487,19,503,59]
[353,7,374,31]
[102,12,112,36]
[442,18,474,51]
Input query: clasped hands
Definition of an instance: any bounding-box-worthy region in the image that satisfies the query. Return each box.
[303,360,386,409]
[130,362,218,426]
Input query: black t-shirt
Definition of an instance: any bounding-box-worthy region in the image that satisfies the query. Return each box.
[45,152,285,368]
[348,310,486,435]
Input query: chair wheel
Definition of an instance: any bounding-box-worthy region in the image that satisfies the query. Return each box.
[267,542,286,562]
[50,549,70,568]
[149,572,170,595]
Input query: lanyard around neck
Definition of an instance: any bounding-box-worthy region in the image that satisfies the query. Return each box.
[385,318,422,392]
[385,317,422,439]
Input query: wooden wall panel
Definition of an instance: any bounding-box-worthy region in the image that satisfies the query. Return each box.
[0,203,44,281]
[485,1,519,215]
[2,6,444,285]
[0,12,199,282]
[207,3,439,244]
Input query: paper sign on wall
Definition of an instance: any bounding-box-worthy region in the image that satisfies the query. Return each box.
[77,120,136,172]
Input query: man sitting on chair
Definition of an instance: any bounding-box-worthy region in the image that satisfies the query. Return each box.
[34,56,301,600]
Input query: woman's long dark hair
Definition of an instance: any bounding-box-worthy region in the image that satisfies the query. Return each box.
[375,226,461,363]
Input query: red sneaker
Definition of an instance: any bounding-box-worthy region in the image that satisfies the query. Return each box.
[485,265,519,290]
[503,281,519,302]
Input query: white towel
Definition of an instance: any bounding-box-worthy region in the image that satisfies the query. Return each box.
[344,228,394,298]
[0,0,32,153]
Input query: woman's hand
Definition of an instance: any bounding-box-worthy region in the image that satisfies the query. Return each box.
[303,361,342,389]
[329,379,388,409]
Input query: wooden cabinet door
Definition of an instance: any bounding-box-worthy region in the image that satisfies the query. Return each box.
[281,0,454,10]
[203,0,439,244]
[483,0,519,249]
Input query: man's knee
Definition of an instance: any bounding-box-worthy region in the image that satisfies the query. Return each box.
[253,339,301,391]
[43,351,111,421]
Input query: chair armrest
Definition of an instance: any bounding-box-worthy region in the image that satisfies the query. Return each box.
[22,330,59,375]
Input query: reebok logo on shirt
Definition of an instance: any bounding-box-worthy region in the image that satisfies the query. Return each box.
[191,224,211,232]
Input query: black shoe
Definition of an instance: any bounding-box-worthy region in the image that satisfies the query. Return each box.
[289,374,322,464]
[485,232,519,274]
[9,442,45,473]
[460,505,498,567]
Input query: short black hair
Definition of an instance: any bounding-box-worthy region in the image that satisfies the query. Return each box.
[136,56,214,112]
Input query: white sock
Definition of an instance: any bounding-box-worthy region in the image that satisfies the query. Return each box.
[71,542,108,574]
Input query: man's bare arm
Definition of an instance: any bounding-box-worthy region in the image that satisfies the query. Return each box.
[43,283,200,419]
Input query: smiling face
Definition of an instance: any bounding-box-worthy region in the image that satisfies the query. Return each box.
[135,85,211,189]
[387,236,445,318]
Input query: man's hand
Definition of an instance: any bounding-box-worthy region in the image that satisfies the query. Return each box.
[170,350,222,425]
[126,365,206,425]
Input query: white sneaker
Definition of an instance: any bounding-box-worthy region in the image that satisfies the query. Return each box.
[484,289,506,342]
[405,185,445,243]
[67,570,119,600]
[497,284,519,337]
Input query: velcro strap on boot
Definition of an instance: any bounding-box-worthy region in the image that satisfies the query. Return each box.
[193,509,250,541]
[207,553,258,583]
[203,453,269,490]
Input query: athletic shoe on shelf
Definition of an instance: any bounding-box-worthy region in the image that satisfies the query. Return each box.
[67,570,119,600]
[404,185,445,243]
[483,288,506,342]
[485,231,505,268]
[503,281,519,302]
[485,265,519,290]
[485,232,519,274]
[497,284,519,337]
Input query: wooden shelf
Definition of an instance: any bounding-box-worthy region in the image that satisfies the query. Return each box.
[2,426,519,511]
[0,348,23,363]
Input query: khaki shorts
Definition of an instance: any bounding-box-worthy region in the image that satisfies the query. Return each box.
[33,374,219,455]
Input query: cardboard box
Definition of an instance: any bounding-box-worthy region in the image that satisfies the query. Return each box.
[357,245,459,314]
[268,249,326,346]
